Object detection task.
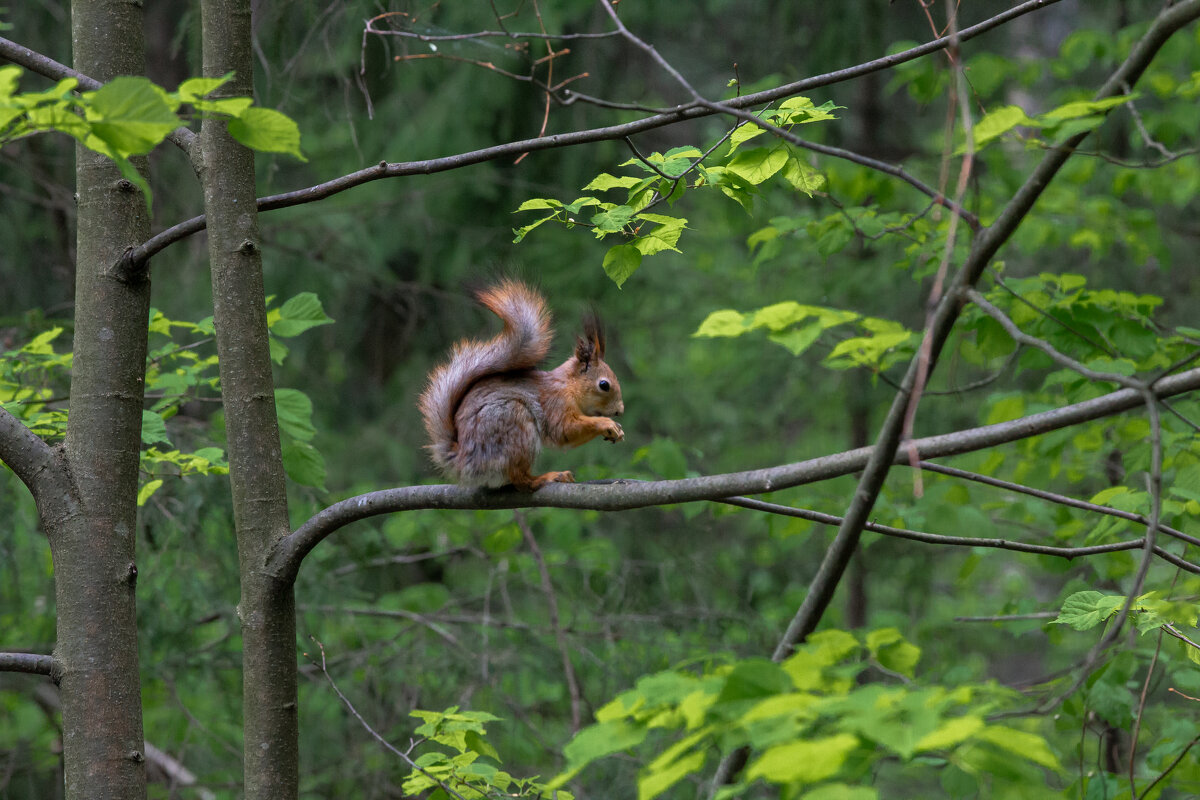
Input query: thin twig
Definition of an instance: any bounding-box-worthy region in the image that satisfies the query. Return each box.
[1136,733,1200,800]
[715,495,1187,566]
[515,511,584,733]
[307,637,471,800]
[118,0,1066,268]
[917,461,1200,549]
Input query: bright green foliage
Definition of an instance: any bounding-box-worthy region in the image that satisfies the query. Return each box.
[548,628,1059,799]
[693,301,915,372]
[0,66,305,208]
[513,99,837,286]
[1054,590,1200,656]
[402,707,572,800]
[0,292,333,501]
[964,95,1136,153]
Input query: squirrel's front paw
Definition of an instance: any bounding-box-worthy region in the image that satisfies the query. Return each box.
[602,419,624,443]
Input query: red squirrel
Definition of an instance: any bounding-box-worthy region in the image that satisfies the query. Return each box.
[419,280,624,491]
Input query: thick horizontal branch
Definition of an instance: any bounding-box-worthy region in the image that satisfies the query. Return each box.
[124,0,1060,267]
[0,651,56,676]
[0,35,196,152]
[265,366,1200,583]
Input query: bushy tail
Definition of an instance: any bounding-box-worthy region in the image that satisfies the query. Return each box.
[419,280,553,474]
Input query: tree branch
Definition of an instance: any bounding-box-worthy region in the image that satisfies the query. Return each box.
[918,461,1200,549]
[767,0,1200,665]
[121,0,1062,269]
[716,495,1199,573]
[0,406,76,525]
[0,35,197,152]
[0,652,57,676]
[264,366,1200,583]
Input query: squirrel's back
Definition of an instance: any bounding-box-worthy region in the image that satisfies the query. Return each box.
[418,280,553,476]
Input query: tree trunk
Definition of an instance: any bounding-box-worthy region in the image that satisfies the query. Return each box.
[55,1,152,797]
[198,0,299,796]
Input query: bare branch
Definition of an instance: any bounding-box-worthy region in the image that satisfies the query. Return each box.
[596,0,702,102]
[716,496,1194,570]
[122,0,1063,269]
[265,367,1200,583]
[918,461,1200,549]
[0,652,56,676]
[364,13,621,43]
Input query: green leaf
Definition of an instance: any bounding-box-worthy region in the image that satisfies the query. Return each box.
[175,73,233,103]
[226,106,306,161]
[1052,591,1123,631]
[968,105,1040,151]
[591,205,635,233]
[583,173,642,191]
[21,327,63,355]
[190,96,254,117]
[726,120,767,154]
[602,244,642,288]
[1089,486,1131,506]
[141,410,172,446]
[270,292,334,338]
[84,76,180,156]
[746,733,858,785]
[512,215,554,243]
[515,198,562,211]
[769,322,824,356]
[639,748,705,800]
[137,479,164,507]
[560,719,648,773]
[693,309,748,338]
[275,388,317,441]
[914,715,984,752]
[976,725,1061,770]
[281,439,326,488]
[781,157,824,194]
[865,628,921,678]
[1039,94,1135,122]
[725,145,789,185]
[716,659,792,703]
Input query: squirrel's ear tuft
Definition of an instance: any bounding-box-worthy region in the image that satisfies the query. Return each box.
[574,333,596,373]
[580,312,606,359]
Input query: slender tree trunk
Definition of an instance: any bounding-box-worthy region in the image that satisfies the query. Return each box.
[198,0,299,796]
[56,1,152,797]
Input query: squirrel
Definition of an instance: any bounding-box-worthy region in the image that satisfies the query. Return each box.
[419,280,624,491]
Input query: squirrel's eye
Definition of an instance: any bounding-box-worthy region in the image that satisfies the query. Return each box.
[598,379,611,392]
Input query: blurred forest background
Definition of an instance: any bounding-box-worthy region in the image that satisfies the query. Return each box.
[3,0,1200,797]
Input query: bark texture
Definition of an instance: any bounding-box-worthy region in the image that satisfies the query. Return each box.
[198,0,299,796]
[57,1,152,797]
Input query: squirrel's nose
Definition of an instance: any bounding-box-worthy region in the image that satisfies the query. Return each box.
[614,403,624,416]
